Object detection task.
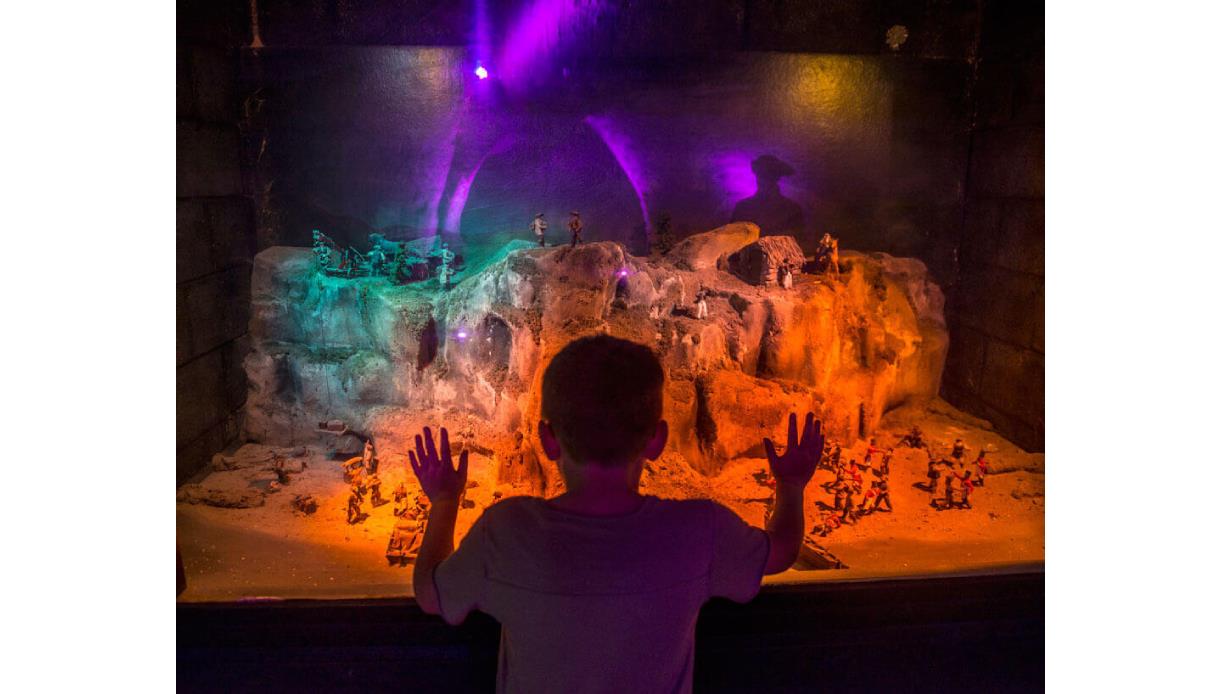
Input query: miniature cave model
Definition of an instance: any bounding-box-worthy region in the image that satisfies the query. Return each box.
[178,3,1044,602]
[179,225,1043,601]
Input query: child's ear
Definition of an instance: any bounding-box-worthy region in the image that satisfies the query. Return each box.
[643,420,669,461]
[538,420,563,461]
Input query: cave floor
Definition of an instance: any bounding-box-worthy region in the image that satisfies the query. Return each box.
[177,398,1043,602]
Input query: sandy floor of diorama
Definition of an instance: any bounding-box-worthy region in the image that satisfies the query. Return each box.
[177,397,1043,602]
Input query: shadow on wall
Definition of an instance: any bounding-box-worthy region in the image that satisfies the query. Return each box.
[729,154,806,240]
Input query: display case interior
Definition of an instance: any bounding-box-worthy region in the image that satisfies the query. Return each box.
[177,1,1044,602]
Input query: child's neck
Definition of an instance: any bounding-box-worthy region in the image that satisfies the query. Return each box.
[550,458,645,516]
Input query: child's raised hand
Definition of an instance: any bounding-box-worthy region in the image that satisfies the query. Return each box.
[763,413,824,488]
[408,426,468,503]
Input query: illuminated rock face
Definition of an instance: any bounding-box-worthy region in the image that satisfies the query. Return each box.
[244,226,947,490]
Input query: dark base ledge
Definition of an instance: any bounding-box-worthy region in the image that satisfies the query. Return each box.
[178,570,1044,692]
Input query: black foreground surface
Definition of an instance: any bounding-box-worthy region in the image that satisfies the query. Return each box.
[178,570,1043,692]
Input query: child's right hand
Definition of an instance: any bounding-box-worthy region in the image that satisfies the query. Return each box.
[408,426,469,503]
[763,413,824,488]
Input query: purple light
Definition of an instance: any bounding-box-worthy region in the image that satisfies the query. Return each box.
[456,329,469,341]
[616,268,629,278]
[474,65,489,80]
[585,116,651,235]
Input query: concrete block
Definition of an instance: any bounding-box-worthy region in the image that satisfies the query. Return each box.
[979,340,1044,429]
[969,126,1044,199]
[964,200,1044,276]
[177,122,242,197]
[188,46,238,124]
[954,266,1042,348]
[177,338,249,447]
[177,48,195,119]
[180,265,251,364]
[943,321,990,393]
[177,413,240,484]
[177,197,256,283]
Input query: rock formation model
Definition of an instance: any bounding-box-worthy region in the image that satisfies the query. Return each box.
[242,222,948,495]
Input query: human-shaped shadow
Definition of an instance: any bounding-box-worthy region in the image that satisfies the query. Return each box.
[730,155,806,237]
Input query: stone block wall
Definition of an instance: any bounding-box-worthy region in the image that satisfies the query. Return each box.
[942,2,1044,451]
[177,4,257,483]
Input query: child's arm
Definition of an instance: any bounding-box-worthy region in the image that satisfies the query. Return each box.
[762,413,824,574]
[407,426,468,615]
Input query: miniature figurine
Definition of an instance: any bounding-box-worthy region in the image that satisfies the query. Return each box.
[880,447,894,477]
[873,478,892,512]
[362,440,378,475]
[386,518,426,566]
[936,463,962,511]
[974,450,989,486]
[751,468,776,490]
[272,455,291,485]
[342,455,365,483]
[346,489,364,524]
[367,244,387,276]
[695,290,709,320]
[777,263,791,290]
[925,456,943,492]
[865,437,882,461]
[366,473,386,507]
[956,470,975,509]
[811,233,841,275]
[811,511,841,537]
[900,425,926,449]
[951,438,966,461]
[840,482,857,523]
[392,481,411,516]
[568,211,583,247]
[291,494,317,515]
[531,212,548,247]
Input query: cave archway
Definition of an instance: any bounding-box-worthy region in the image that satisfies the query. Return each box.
[475,314,513,390]
[457,118,644,247]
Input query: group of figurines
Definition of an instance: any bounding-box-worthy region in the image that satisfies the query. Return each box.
[337,438,440,566]
[796,428,993,539]
[311,230,461,290]
[806,438,896,537]
[529,211,584,248]
[903,428,991,511]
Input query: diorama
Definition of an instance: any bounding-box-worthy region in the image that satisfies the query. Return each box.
[178,1,1044,602]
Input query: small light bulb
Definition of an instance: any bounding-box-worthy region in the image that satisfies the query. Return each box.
[474,65,489,80]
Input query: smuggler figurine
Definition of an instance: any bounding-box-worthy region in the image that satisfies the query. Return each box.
[951,438,966,461]
[346,489,364,524]
[531,213,548,247]
[694,290,709,320]
[568,211,583,247]
[900,425,926,449]
[367,244,387,276]
[392,482,411,516]
[362,440,378,475]
[367,473,386,507]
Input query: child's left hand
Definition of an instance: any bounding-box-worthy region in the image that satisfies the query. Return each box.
[408,426,468,503]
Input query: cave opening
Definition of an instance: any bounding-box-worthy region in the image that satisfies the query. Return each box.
[417,317,439,371]
[477,314,513,389]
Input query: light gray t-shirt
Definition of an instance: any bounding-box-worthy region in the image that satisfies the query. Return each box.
[434,495,770,694]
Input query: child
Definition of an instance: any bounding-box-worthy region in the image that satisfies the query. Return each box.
[408,335,824,693]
